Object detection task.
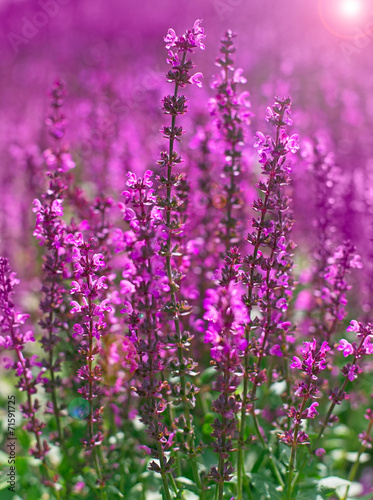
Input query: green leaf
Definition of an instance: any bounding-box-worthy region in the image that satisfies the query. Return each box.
[0,481,10,491]
[278,443,291,466]
[251,450,267,473]
[0,451,9,465]
[107,485,125,497]
[249,473,283,499]
[175,477,199,495]
[199,367,216,384]
[202,422,213,435]
[295,487,319,500]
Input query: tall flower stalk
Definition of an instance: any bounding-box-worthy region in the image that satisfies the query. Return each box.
[32,79,75,448]
[67,233,110,498]
[204,31,253,498]
[237,97,299,498]
[292,320,373,494]
[121,170,175,499]
[156,20,205,494]
[207,248,246,500]
[0,258,50,460]
[208,30,252,249]
[282,339,331,499]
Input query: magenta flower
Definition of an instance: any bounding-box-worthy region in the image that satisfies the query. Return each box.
[305,402,319,419]
[189,72,203,87]
[347,319,360,332]
[337,339,354,357]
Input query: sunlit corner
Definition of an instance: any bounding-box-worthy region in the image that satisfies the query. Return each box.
[340,0,364,18]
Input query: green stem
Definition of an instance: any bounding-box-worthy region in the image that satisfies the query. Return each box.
[286,388,310,499]
[156,441,172,500]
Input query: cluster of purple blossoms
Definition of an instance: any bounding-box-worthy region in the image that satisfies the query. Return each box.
[280,339,331,447]
[0,258,49,460]
[208,247,246,494]
[310,242,362,342]
[241,96,298,406]
[32,79,75,446]
[5,15,373,500]
[337,320,373,382]
[155,21,206,494]
[302,138,340,275]
[232,96,298,495]
[67,232,110,484]
[120,169,176,490]
[202,33,254,497]
[208,30,253,247]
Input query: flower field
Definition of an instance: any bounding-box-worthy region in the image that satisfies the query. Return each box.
[1,1,373,499]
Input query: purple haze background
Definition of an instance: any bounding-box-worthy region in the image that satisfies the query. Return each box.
[0,0,372,314]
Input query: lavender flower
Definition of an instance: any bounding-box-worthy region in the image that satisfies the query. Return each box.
[302,139,339,276]
[282,339,331,498]
[156,20,205,495]
[32,79,75,447]
[0,258,49,460]
[120,170,176,497]
[207,248,246,499]
[208,30,253,249]
[311,242,362,342]
[237,97,298,497]
[67,232,109,488]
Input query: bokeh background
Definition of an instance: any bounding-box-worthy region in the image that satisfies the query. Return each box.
[1,0,373,302]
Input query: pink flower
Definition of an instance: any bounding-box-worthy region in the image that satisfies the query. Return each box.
[315,448,326,457]
[73,481,86,493]
[337,339,354,357]
[164,28,177,49]
[143,170,153,187]
[120,280,136,295]
[346,320,359,332]
[23,330,35,343]
[126,171,137,188]
[120,301,133,314]
[204,330,220,344]
[72,324,84,337]
[32,199,42,213]
[189,72,203,87]
[70,301,81,314]
[349,254,363,269]
[233,68,247,84]
[290,356,302,369]
[96,276,108,291]
[51,199,63,216]
[70,281,81,294]
[276,298,288,310]
[269,344,283,357]
[99,299,112,313]
[286,134,300,154]
[305,402,319,419]
[92,253,105,269]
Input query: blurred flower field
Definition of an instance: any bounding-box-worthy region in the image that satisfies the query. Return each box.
[1,1,373,499]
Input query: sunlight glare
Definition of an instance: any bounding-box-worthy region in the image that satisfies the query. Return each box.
[340,0,363,18]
